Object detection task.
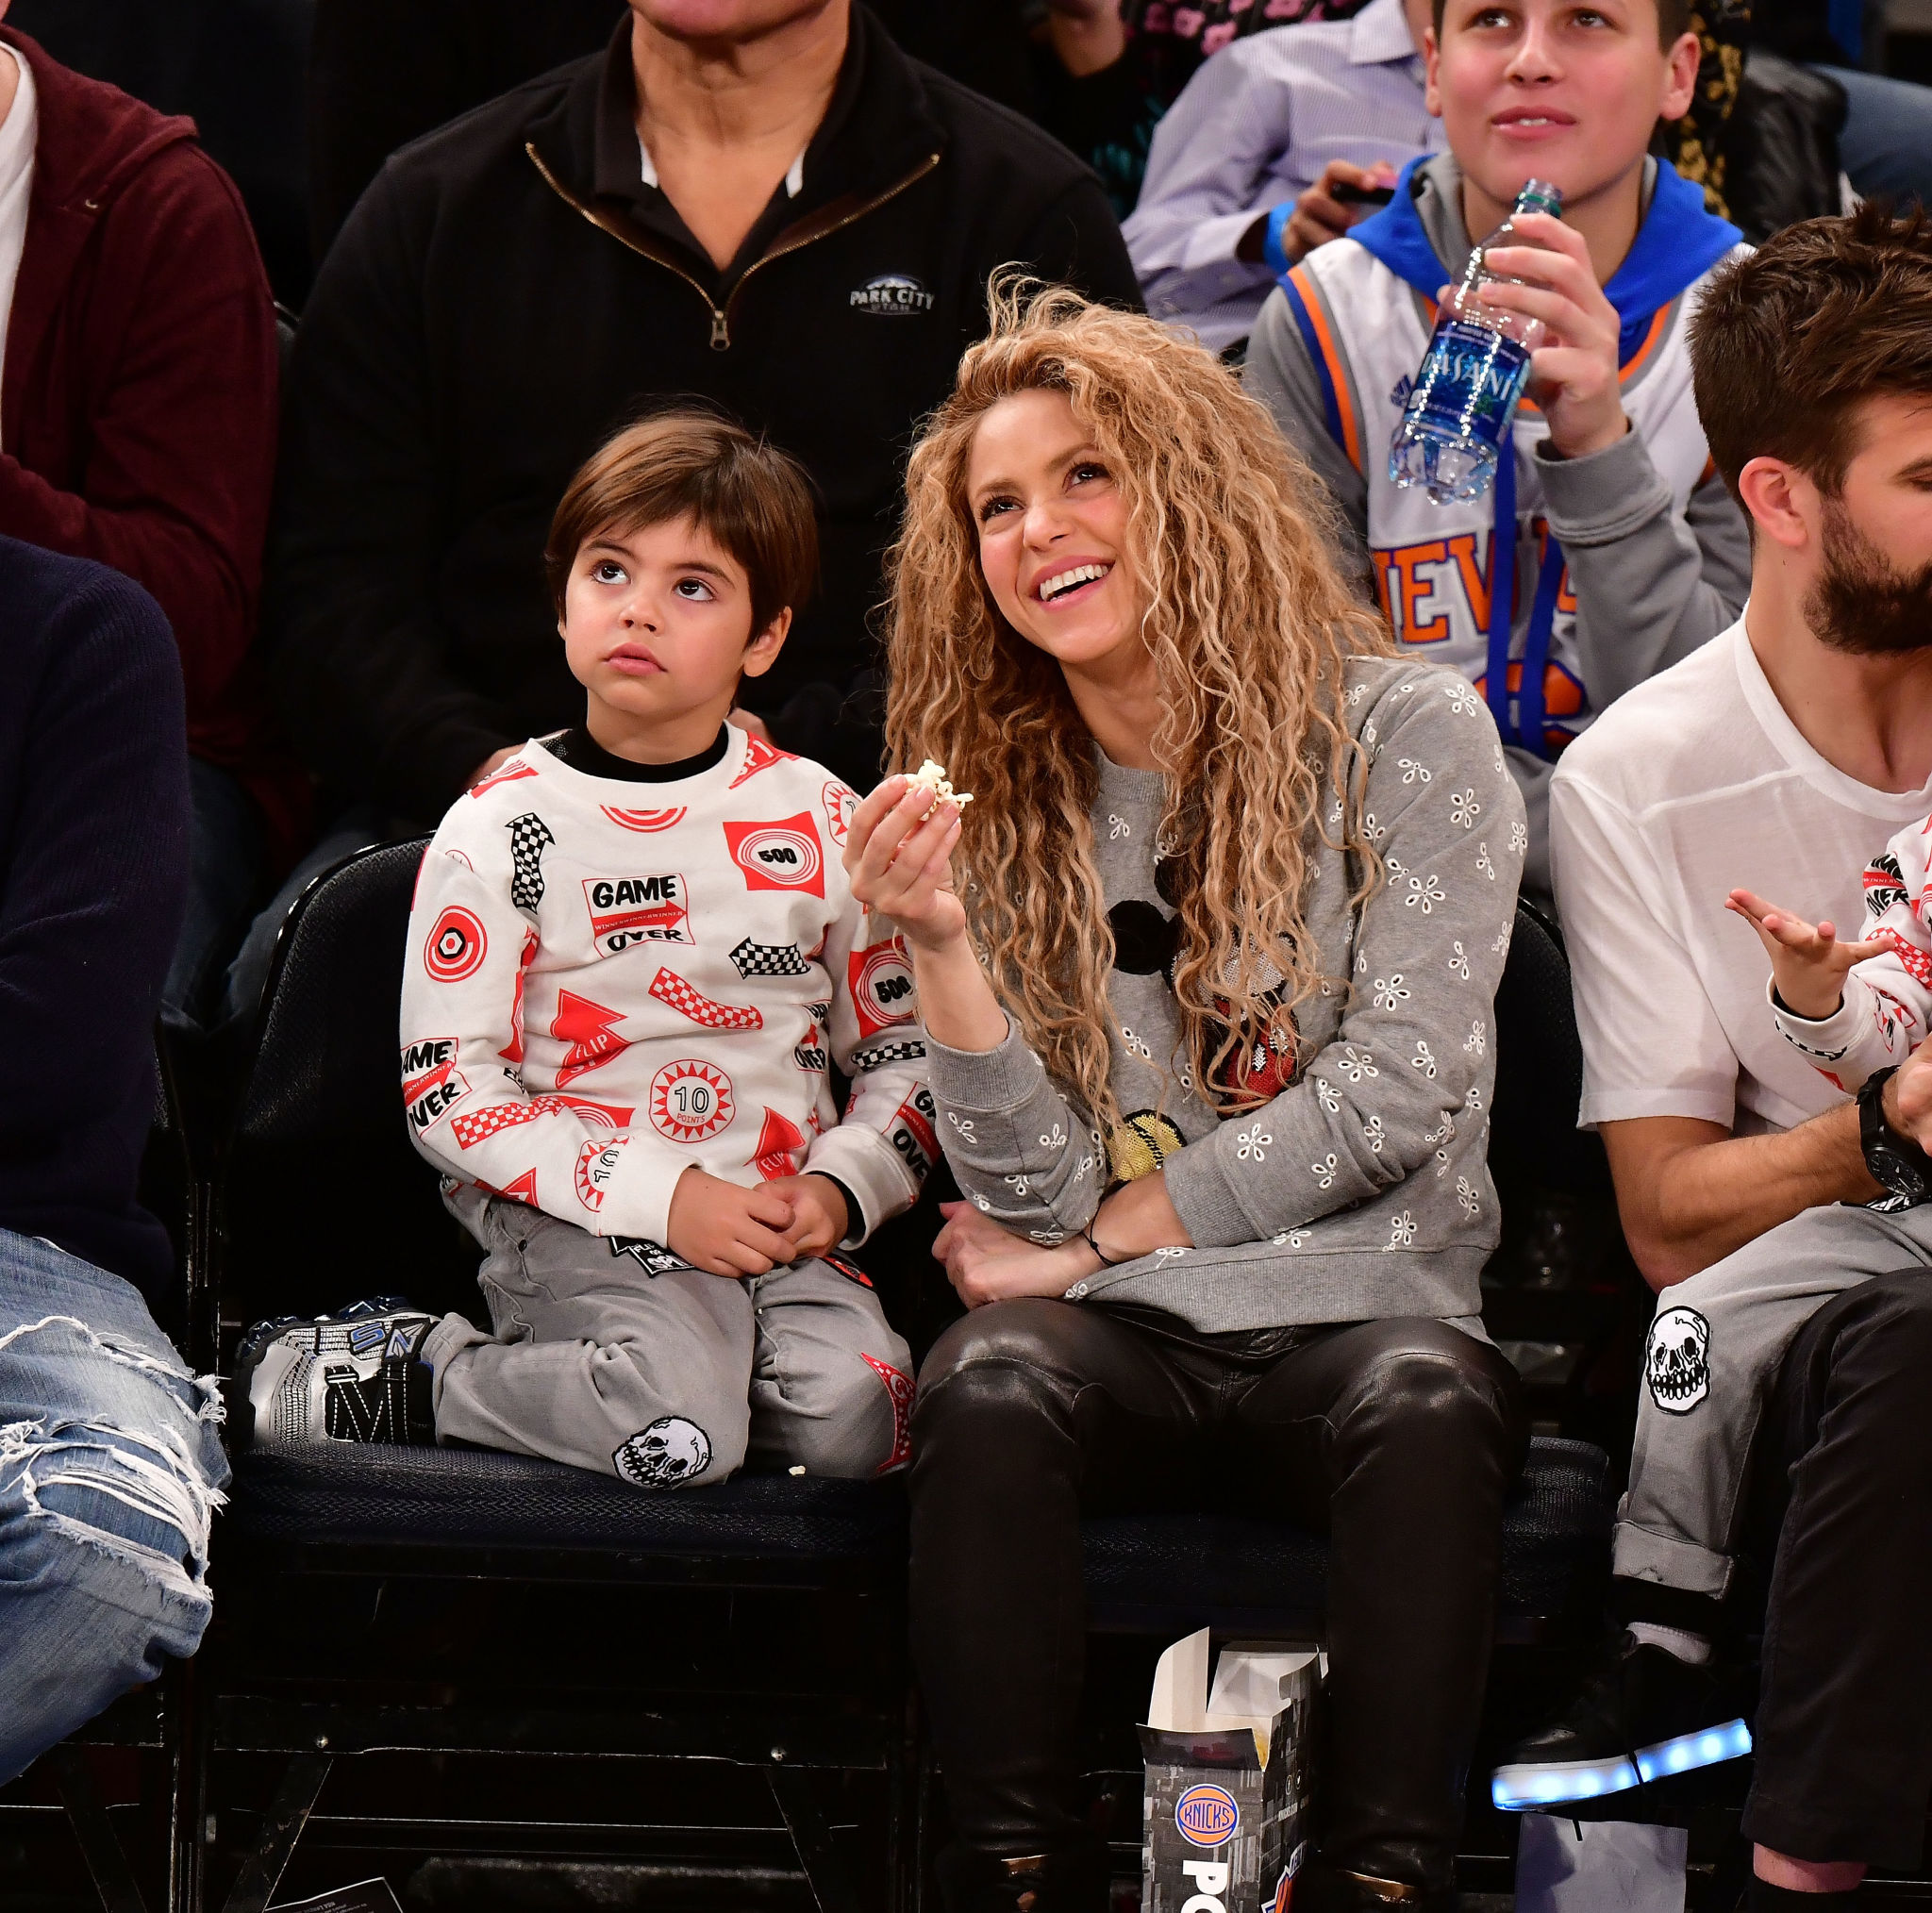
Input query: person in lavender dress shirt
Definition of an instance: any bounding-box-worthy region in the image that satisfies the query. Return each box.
[1124,0,1440,351]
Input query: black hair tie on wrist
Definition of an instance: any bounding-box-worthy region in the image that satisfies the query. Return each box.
[1081,1223,1120,1268]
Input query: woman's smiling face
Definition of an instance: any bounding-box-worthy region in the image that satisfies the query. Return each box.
[965,388,1147,673]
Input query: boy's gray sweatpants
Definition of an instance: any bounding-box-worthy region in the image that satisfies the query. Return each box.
[1617,1197,1932,1597]
[424,1185,914,1489]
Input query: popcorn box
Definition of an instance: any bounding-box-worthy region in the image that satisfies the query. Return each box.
[1140,1630,1323,1913]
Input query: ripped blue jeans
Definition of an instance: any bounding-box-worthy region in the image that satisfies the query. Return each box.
[0,1228,228,1783]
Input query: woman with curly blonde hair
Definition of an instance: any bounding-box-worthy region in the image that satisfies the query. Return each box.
[844,286,1528,1913]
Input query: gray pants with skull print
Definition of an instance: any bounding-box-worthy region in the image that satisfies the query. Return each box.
[1617,1197,1932,1598]
[422,1184,915,1489]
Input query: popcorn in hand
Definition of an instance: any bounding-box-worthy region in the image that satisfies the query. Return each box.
[907,758,974,816]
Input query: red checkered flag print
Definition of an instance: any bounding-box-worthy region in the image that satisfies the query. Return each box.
[649,967,764,1031]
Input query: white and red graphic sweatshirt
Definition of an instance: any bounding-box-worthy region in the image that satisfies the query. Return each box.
[398,726,934,1251]
[1771,817,1932,1091]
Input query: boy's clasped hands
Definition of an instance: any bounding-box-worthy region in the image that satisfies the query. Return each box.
[667,1169,849,1278]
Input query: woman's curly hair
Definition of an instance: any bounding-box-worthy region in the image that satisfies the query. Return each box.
[884,279,1391,1140]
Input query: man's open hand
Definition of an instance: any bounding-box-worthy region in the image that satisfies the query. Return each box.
[1726,888,1888,1023]
[666,1168,798,1277]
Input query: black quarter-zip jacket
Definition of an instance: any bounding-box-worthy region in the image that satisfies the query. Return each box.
[267,6,1141,818]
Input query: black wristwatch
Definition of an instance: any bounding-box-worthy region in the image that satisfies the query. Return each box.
[1858,1066,1932,1205]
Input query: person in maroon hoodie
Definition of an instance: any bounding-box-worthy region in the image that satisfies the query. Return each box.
[0,8,298,1024]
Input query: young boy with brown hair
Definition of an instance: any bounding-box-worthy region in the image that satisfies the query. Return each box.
[1245,0,1749,903]
[235,412,930,1488]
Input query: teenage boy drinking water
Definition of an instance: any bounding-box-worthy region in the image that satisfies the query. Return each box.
[234,412,926,1489]
[1246,0,1750,900]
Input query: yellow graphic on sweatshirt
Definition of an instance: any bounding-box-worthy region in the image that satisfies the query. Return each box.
[1108,1108,1187,1184]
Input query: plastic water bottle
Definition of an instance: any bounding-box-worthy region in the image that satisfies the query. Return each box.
[1390,179,1563,505]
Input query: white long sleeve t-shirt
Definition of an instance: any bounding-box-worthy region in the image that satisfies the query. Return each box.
[1771,813,1932,1093]
[399,726,934,1252]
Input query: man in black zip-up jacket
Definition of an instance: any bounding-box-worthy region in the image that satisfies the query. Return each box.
[265,0,1139,834]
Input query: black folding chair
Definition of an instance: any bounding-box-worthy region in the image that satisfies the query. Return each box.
[196,841,913,1913]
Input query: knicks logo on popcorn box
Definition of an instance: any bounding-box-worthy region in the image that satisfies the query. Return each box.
[850,939,916,1039]
[583,873,692,952]
[1175,1784,1241,1848]
[724,813,825,897]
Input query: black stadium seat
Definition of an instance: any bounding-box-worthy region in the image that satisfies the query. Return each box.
[195,846,1613,1910]
[201,841,911,1913]
[1491,896,1614,1200]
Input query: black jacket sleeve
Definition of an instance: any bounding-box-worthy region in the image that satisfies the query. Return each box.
[1018,175,1144,311]
[268,169,516,820]
[0,570,187,1151]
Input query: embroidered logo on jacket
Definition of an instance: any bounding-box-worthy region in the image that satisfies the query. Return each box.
[822,781,858,844]
[850,273,935,315]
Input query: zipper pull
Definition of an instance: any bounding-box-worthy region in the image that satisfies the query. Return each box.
[709,308,729,352]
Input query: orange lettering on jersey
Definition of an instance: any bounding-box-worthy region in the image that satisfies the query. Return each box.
[1474,659,1588,747]
[1372,550,1397,626]
[1389,541,1449,643]
[1446,533,1494,628]
[1541,661,1585,720]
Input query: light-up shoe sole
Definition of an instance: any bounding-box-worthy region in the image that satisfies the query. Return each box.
[1491,1718,1752,1810]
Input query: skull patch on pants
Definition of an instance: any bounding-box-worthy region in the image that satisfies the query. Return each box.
[614,1415,712,1488]
[1645,1306,1710,1414]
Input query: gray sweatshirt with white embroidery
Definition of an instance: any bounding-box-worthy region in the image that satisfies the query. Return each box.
[925,657,1526,1333]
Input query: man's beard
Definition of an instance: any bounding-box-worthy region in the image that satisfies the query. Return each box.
[1807,500,1932,656]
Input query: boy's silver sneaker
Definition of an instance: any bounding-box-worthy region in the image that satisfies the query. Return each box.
[233,1296,438,1448]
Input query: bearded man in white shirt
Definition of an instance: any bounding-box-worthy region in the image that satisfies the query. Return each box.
[1499,206,1932,1912]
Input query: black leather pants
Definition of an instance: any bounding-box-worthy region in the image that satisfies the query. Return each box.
[1742,1273,1932,1868]
[908,1299,1526,1895]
